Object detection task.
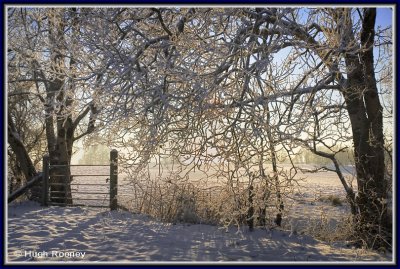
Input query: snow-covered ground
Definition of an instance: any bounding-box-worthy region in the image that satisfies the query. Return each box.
[6,164,393,263]
[7,200,392,264]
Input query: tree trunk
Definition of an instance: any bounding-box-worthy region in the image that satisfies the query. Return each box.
[8,112,37,181]
[46,81,75,205]
[8,112,39,201]
[342,8,391,249]
[48,118,74,205]
[247,184,254,232]
[265,102,284,226]
[45,9,75,206]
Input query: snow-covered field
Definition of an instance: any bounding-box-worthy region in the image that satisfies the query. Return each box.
[6,165,393,264]
[7,201,391,263]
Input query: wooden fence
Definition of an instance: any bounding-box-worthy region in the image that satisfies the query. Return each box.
[9,150,118,210]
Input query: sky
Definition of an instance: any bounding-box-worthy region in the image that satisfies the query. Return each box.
[376,8,393,29]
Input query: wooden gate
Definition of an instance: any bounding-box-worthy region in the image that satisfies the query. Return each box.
[42,150,118,210]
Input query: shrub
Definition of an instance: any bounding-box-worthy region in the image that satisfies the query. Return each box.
[318,194,343,207]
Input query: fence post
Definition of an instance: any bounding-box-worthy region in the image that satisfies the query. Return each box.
[110,149,118,210]
[42,155,49,206]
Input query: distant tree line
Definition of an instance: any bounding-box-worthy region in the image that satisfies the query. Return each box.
[293,147,355,165]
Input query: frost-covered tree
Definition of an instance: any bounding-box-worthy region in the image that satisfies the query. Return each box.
[7,8,106,204]
[94,7,391,249]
